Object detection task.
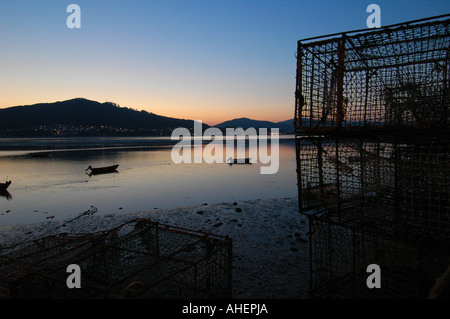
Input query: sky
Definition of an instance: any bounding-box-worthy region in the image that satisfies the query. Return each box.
[0,0,449,126]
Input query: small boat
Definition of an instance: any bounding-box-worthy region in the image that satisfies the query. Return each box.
[0,180,11,191]
[86,164,119,175]
[227,157,252,165]
[29,152,51,158]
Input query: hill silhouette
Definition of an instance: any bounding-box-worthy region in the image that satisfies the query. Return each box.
[215,117,294,133]
[0,98,202,136]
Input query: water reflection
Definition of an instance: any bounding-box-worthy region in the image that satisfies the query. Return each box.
[0,190,12,200]
[0,136,297,226]
[86,170,119,177]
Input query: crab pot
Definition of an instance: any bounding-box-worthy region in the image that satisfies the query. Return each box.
[307,209,450,299]
[296,134,395,213]
[0,219,232,299]
[294,16,449,133]
[294,15,450,299]
[296,132,449,243]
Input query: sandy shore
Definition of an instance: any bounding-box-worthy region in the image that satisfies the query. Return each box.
[0,197,309,299]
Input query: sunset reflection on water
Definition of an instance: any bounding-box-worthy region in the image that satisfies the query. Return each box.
[0,136,297,226]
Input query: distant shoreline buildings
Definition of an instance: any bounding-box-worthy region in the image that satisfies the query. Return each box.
[0,124,184,137]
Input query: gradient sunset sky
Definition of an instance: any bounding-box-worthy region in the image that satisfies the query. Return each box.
[1,1,449,125]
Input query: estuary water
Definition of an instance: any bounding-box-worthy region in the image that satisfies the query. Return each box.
[0,136,297,226]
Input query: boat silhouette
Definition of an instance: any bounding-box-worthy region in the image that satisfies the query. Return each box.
[86,164,119,176]
[227,157,252,165]
[29,152,51,158]
[0,180,11,191]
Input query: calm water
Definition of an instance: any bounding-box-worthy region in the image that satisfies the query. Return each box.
[0,136,297,226]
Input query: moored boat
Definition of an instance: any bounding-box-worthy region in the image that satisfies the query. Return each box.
[86,164,119,175]
[227,157,252,165]
[29,152,51,158]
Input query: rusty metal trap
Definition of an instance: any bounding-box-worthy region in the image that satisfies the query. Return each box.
[306,209,450,299]
[295,133,450,242]
[294,15,449,133]
[296,132,450,299]
[293,14,450,299]
[0,218,232,299]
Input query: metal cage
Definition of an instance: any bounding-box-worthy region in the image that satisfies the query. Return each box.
[0,219,232,299]
[307,209,450,299]
[296,133,450,243]
[294,15,449,133]
[294,15,450,298]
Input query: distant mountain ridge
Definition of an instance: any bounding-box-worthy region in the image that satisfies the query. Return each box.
[214,117,294,133]
[0,98,295,136]
[0,98,201,136]
[0,98,195,129]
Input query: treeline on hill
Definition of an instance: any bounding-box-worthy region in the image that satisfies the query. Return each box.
[0,98,199,137]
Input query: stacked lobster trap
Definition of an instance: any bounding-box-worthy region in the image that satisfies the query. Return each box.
[294,15,450,298]
[0,219,232,299]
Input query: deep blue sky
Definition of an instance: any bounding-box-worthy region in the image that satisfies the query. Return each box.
[1,0,449,124]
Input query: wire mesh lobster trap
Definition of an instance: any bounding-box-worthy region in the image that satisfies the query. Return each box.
[0,218,232,299]
[294,15,449,133]
[296,132,450,243]
[307,209,450,299]
[294,14,450,299]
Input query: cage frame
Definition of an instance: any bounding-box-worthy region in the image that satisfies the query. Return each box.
[295,130,449,242]
[294,14,450,134]
[306,208,450,299]
[294,14,450,299]
[0,218,233,299]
